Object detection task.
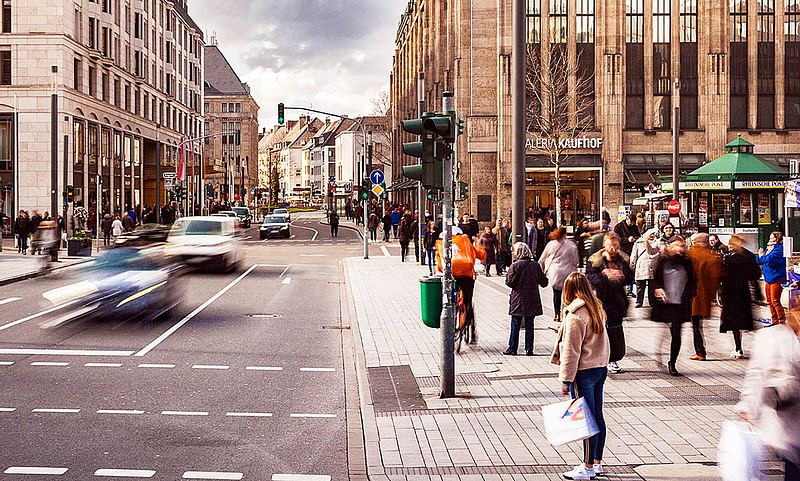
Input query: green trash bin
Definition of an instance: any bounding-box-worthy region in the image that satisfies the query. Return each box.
[420,275,443,328]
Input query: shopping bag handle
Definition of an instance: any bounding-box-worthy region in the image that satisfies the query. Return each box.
[561,398,582,419]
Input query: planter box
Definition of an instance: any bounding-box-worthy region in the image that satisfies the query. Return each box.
[67,239,91,257]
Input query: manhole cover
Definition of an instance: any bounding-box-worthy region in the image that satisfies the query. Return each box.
[322,325,351,330]
[247,314,283,319]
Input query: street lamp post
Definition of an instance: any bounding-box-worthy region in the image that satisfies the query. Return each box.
[511,0,526,243]
[51,66,59,217]
[672,78,681,202]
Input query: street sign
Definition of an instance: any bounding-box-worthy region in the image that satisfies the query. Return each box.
[165,180,173,190]
[371,184,385,197]
[667,199,681,215]
[329,175,336,183]
[163,172,177,179]
[647,183,656,194]
[369,169,385,185]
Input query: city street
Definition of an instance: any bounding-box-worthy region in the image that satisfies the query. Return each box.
[0,213,362,481]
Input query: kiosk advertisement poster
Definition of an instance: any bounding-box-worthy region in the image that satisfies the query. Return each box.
[785,180,800,209]
[698,195,708,227]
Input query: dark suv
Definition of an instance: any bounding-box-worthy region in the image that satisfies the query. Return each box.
[231,207,252,228]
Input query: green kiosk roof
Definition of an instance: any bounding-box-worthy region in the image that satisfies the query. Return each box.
[686,135,788,182]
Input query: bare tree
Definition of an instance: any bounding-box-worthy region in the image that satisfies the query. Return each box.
[526,41,596,226]
[367,90,392,169]
[261,127,287,205]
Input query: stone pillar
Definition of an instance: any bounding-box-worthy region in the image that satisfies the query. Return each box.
[600,0,625,211]
[776,0,786,129]
[496,0,513,219]
[644,0,654,129]
[748,0,758,130]
[702,0,729,158]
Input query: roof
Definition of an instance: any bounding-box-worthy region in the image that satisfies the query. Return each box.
[204,45,249,96]
[687,135,788,181]
[173,0,203,36]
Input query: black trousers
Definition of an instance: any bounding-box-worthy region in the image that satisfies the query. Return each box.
[400,240,409,261]
[330,225,338,237]
[636,280,656,306]
[691,316,706,357]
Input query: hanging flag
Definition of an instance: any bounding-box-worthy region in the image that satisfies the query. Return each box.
[177,135,186,182]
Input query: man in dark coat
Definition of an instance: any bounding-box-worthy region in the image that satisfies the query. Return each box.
[13,211,30,254]
[329,211,340,238]
[720,234,762,359]
[398,212,414,262]
[504,243,549,355]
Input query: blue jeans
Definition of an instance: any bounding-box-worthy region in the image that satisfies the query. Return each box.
[427,249,436,274]
[508,316,534,354]
[569,366,607,464]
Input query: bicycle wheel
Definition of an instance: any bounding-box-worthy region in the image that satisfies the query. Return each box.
[454,291,467,353]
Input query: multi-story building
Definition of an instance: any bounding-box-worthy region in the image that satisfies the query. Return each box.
[0,0,204,229]
[391,0,800,229]
[275,116,322,201]
[202,40,259,205]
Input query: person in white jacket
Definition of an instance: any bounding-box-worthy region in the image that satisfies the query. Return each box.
[736,309,800,480]
[539,227,579,322]
[629,229,658,308]
[111,215,124,240]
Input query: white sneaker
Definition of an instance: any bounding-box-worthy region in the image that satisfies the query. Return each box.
[608,361,622,374]
[730,350,747,359]
[562,465,596,480]
[593,463,605,476]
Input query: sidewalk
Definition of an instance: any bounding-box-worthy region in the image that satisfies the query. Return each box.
[0,251,94,286]
[345,256,785,481]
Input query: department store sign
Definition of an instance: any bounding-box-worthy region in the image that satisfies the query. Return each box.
[525,136,604,150]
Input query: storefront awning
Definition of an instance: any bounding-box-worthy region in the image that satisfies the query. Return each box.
[385,178,418,192]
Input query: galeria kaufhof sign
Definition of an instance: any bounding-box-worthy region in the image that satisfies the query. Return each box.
[526,136,604,150]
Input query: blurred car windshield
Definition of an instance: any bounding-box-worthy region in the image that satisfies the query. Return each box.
[171,219,224,236]
[233,208,249,216]
[273,209,288,215]
[90,248,162,270]
[263,216,285,224]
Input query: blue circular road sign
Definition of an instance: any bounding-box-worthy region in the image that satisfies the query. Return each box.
[370,169,385,185]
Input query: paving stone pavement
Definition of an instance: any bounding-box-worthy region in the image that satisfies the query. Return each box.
[346,256,785,481]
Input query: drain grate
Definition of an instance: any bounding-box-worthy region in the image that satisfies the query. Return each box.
[247,314,283,319]
[322,325,351,330]
[416,373,491,388]
[368,365,427,413]
[385,464,638,476]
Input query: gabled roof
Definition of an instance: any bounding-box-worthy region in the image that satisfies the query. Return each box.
[204,45,250,96]
[687,135,788,181]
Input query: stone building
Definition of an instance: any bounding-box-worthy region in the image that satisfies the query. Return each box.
[202,41,259,205]
[0,0,204,230]
[391,0,800,229]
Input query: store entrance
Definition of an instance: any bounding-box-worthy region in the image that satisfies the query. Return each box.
[525,169,601,231]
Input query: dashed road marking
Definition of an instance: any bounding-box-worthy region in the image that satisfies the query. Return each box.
[225,412,273,417]
[289,413,337,418]
[191,365,229,370]
[380,246,391,257]
[245,366,283,371]
[0,348,134,356]
[93,468,156,478]
[30,361,69,367]
[161,411,209,416]
[0,407,16,412]
[281,277,292,285]
[299,368,335,372]
[85,362,123,368]
[32,408,80,414]
[272,475,331,481]
[0,297,21,306]
[137,363,176,369]
[97,409,145,415]
[4,467,68,475]
[182,471,243,480]
[0,361,14,366]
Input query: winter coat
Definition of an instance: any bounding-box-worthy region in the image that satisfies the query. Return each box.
[550,298,610,383]
[493,226,511,254]
[650,253,696,324]
[424,226,441,251]
[329,213,340,226]
[736,324,800,464]
[613,220,640,255]
[539,238,579,290]
[688,245,722,318]
[111,219,124,237]
[13,216,30,237]
[758,243,786,284]
[390,211,401,226]
[720,248,761,332]
[101,217,114,234]
[121,214,134,232]
[505,257,548,316]
[399,216,414,243]
[629,238,656,281]
[586,249,634,325]
[381,214,392,230]
[479,232,497,266]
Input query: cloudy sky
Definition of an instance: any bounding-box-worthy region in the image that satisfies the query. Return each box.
[189,0,406,129]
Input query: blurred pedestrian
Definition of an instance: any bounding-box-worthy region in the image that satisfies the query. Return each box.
[399,211,414,262]
[630,229,658,308]
[424,220,439,275]
[687,233,722,362]
[709,233,729,256]
[412,214,420,262]
[101,214,113,246]
[478,226,498,277]
[736,307,800,481]
[574,218,593,268]
[111,215,123,241]
[493,218,511,275]
[504,242,548,356]
[368,212,380,242]
[329,211,340,238]
[720,235,762,359]
[551,272,610,481]
[539,227,579,322]
[13,210,30,255]
[121,212,134,232]
[758,231,787,325]
[391,209,401,239]
[635,212,646,232]
[531,218,550,261]
[459,213,478,241]
[586,233,633,374]
[614,214,640,297]
[651,236,696,376]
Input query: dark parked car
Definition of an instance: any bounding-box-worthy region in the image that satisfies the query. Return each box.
[232,207,252,228]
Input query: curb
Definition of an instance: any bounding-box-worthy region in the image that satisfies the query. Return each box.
[0,256,92,287]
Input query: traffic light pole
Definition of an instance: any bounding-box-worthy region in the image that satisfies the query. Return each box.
[511,0,526,244]
[418,72,426,266]
[440,91,455,399]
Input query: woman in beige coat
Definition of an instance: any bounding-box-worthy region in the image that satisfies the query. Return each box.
[539,227,579,322]
[551,272,611,480]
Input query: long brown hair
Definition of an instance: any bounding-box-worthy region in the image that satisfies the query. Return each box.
[562,272,606,334]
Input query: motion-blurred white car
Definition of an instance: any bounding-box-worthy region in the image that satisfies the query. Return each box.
[165,216,241,272]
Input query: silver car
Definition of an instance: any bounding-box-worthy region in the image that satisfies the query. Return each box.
[165,216,242,272]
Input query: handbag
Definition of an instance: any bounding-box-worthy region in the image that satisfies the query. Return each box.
[718,421,762,481]
[607,323,626,363]
[542,397,600,446]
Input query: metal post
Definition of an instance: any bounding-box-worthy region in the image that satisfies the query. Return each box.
[672,79,680,202]
[155,125,161,223]
[511,0,526,243]
[440,91,455,399]
[418,72,426,265]
[63,126,68,244]
[362,126,369,259]
[96,175,101,253]
[51,66,59,217]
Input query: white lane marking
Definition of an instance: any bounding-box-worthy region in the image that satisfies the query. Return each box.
[97,409,145,415]
[182,471,243,480]
[289,413,337,418]
[0,297,21,306]
[161,411,209,416]
[380,246,391,257]
[137,363,176,369]
[245,366,283,371]
[30,361,70,367]
[0,300,80,331]
[32,408,81,413]
[242,236,252,240]
[94,468,156,477]
[4,467,69,475]
[299,367,335,372]
[0,407,16,412]
[291,222,319,241]
[256,264,291,268]
[0,361,14,366]
[278,265,290,278]
[281,277,292,285]
[191,365,229,370]
[272,475,331,481]
[225,412,273,417]
[85,362,123,368]
[290,235,296,239]
[298,254,325,257]
[0,349,134,356]
[135,264,259,357]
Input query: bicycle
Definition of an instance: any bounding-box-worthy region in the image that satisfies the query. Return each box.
[454,285,474,353]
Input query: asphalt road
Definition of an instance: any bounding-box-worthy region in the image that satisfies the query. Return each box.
[0,213,362,481]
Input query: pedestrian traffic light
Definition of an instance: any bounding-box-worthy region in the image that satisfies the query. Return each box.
[457,181,469,201]
[456,118,465,137]
[278,103,285,125]
[361,179,369,200]
[66,185,74,203]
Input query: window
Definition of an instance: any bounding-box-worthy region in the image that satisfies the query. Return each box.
[758,0,775,129]
[550,0,567,43]
[576,0,595,126]
[787,0,800,128]
[626,0,645,129]
[88,65,96,97]
[144,92,149,119]
[222,103,228,113]
[730,0,749,128]
[680,0,698,129]
[0,50,9,85]
[652,0,671,129]
[134,12,141,39]
[74,59,82,92]
[88,17,96,49]
[114,77,120,107]
[626,0,644,43]
[680,0,697,42]
[235,103,242,113]
[102,0,110,14]
[125,4,130,34]
[102,72,109,102]
[0,117,13,172]
[74,9,82,43]
[2,0,10,33]
[204,102,209,113]
[576,0,594,43]
[124,83,130,111]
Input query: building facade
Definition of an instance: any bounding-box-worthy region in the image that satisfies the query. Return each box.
[0,0,204,230]
[391,0,800,229]
[202,41,259,206]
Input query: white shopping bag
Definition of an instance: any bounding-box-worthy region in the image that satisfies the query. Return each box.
[542,397,599,446]
[718,421,763,481]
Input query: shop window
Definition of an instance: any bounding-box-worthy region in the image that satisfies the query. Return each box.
[739,193,754,224]
[712,193,734,228]
[0,117,12,172]
[758,192,773,224]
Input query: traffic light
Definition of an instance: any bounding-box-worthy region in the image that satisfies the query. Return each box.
[457,181,469,201]
[277,103,285,125]
[361,179,369,200]
[456,117,465,137]
[66,185,74,203]
[401,112,451,190]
